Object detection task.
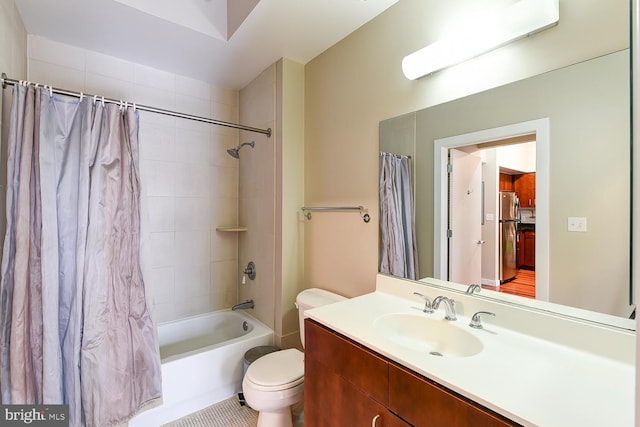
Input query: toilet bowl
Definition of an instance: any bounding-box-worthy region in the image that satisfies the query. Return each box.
[241,288,346,427]
[242,349,304,427]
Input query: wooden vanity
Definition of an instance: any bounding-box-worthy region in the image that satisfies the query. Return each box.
[304,319,520,426]
[302,275,635,427]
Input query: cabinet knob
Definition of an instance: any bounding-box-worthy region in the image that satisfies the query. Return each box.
[372,414,381,427]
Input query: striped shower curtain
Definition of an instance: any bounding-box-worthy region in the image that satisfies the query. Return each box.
[0,84,161,426]
[379,152,419,279]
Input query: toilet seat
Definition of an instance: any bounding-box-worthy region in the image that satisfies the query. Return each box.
[244,349,304,391]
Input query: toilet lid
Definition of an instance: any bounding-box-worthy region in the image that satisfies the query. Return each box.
[246,348,304,388]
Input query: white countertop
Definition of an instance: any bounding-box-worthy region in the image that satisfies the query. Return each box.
[306,286,635,426]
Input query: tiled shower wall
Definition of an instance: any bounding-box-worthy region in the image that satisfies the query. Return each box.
[26,35,241,324]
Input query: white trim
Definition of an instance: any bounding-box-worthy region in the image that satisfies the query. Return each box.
[434,118,550,301]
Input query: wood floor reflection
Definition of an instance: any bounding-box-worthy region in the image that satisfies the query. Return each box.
[482,269,535,299]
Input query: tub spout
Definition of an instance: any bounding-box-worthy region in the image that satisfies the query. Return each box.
[232,300,254,310]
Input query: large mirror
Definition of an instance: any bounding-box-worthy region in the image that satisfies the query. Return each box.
[379,47,634,328]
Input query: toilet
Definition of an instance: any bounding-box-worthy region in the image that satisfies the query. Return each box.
[242,288,346,427]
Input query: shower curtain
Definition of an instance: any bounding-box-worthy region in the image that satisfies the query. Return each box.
[379,152,419,279]
[0,84,162,426]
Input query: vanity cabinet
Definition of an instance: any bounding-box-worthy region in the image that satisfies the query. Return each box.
[304,319,520,427]
[304,318,407,427]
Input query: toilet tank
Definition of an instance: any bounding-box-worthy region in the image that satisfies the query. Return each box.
[295,288,346,348]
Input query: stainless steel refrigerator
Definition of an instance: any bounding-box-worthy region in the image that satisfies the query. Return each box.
[499,191,519,283]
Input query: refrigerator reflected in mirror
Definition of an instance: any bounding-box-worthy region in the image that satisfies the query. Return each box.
[499,191,519,283]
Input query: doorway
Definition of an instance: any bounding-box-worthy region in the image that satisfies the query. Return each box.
[434,119,550,302]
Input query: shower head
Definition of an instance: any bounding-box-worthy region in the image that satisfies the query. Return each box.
[226,141,255,159]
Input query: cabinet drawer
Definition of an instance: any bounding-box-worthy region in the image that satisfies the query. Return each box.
[389,363,521,427]
[305,319,388,404]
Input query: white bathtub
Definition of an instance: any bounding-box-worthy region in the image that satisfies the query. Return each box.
[130,310,273,426]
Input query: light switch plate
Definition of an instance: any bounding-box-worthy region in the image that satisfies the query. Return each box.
[567,217,587,232]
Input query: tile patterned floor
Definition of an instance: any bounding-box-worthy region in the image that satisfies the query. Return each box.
[163,397,258,427]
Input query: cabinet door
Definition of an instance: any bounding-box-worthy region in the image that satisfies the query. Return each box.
[304,319,388,403]
[515,173,536,207]
[499,173,514,191]
[305,320,407,427]
[305,357,409,427]
[389,364,520,427]
[523,231,535,269]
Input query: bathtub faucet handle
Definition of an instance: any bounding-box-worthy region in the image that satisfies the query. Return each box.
[243,261,256,282]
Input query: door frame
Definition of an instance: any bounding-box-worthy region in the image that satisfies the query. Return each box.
[434,118,550,301]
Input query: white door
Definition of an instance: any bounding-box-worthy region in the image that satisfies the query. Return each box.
[449,148,482,284]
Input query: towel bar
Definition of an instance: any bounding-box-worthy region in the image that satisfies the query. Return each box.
[301,206,370,223]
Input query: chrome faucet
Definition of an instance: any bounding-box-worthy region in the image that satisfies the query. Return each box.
[232,300,254,310]
[432,296,456,320]
[465,284,481,294]
[413,292,434,313]
[469,311,495,329]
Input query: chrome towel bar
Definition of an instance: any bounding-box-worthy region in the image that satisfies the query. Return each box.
[301,206,370,223]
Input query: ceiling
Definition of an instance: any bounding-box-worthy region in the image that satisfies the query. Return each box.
[15,0,399,90]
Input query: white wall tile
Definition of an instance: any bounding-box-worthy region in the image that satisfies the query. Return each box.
[150,266,175,304]
[134,63,175,91]
[210,259,238,310]
[149,232,175,268]
[175,197,210,231]
[211,196,238,227]
[211,85,237,107]
[28,35,85,71]
[85,73,135,101]
[175,264,210,299]
[138,109,176,127]
[176,93,211,118]
[139,121,175,162]
[175,164,211,197]
[175,231,210,265]
[211,230,238,262]
[176,75,211,100]
[147,196,175,232]
[133,84,175,111]
[85,50,135,82]
[140,160,175,197]
[174,128,209,164]
[28,59,85,92]
[211,100,238,125]
[174,297,211,319]
[210,166,239,198]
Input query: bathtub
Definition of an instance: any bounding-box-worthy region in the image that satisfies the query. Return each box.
[130,310,273,426]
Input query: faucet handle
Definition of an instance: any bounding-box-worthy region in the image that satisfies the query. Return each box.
[466,284,481,294]
[469,311,496,329]
[413,292,434,313]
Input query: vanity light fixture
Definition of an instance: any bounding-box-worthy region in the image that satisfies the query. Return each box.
[401,0,559,80]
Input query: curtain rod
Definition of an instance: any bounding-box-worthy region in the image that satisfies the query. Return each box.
[1,73,272,138]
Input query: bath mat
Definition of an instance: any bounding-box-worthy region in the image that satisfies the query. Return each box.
[162,396,258,427]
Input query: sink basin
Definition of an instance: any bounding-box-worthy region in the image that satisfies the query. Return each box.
[373,313,483,358]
